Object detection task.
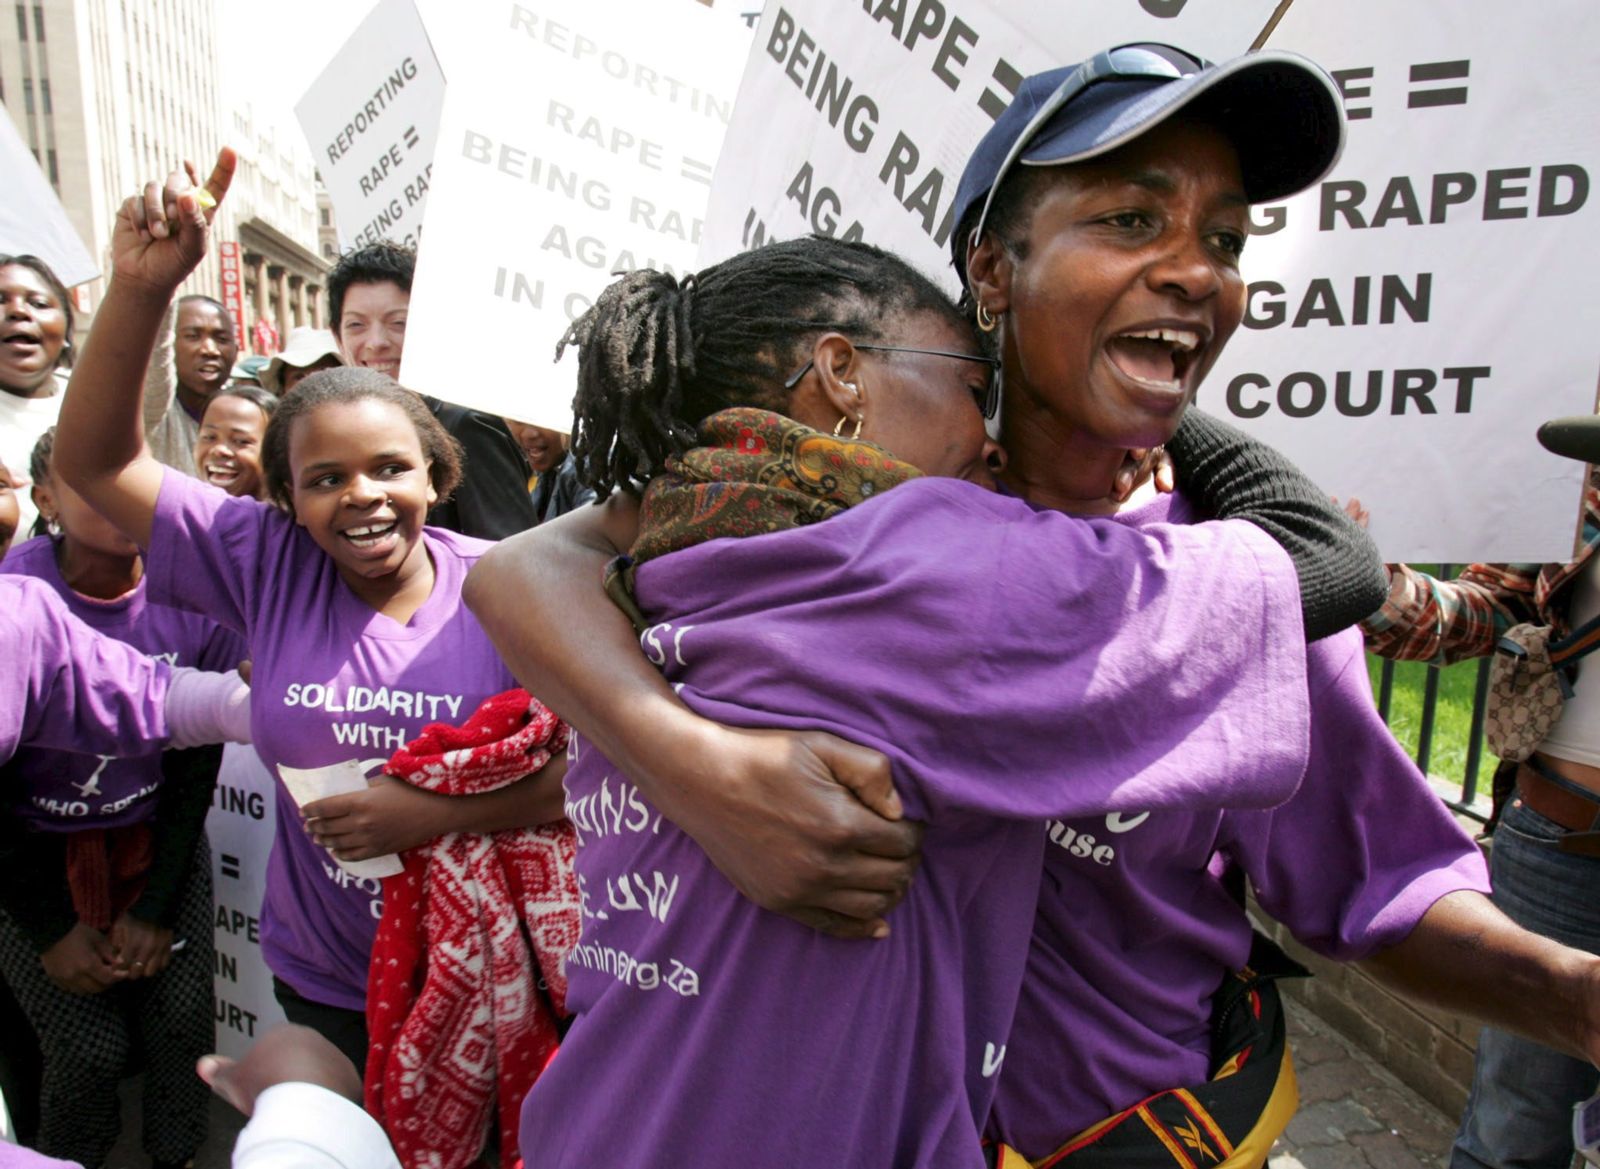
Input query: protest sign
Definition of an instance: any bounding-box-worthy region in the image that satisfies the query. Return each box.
[207,747,288,1058]
[296,0,444,252]
[699,0,1599,561]
[399,0,751,429]
[698,0,1279,282]
[1210,0,1600,561]
[0,102,98,287]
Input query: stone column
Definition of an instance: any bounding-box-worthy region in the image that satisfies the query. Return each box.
[272,265,291,347]
[249,254,268,343]
[308,285,323,328]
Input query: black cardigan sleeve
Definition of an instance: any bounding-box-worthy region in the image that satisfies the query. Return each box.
[1166,409,1389,641]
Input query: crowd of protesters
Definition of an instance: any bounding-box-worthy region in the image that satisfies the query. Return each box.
[0,36,1597,1169]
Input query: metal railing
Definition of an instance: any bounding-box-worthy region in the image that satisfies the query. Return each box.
[1370,563,1495,823]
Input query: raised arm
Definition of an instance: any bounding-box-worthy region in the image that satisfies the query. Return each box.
[1166,409,1390,640]
[142,299,178,436]
[465,497,923,939]
[53,152,236,547]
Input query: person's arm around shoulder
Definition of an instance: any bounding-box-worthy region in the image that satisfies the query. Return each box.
[53,153,235,548]
[1166,409,1388,640]
[465,495,923,938]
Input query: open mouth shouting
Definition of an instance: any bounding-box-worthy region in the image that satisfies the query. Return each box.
[0,325,44,365]
[1103,325,1206,393]
[203,458,242,488]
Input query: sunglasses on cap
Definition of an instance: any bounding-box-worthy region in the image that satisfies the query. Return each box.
[784,344,1003,420]
[970,43,1210,251]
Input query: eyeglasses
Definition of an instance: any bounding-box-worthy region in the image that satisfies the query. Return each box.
[971,43,1209,250]
[784,344,1004,419]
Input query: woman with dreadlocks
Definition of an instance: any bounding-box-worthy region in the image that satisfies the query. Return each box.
[467,234,1387,1167]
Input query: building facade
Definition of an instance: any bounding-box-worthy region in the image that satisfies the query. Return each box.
[227,98,329,349]
[0,0,325,350]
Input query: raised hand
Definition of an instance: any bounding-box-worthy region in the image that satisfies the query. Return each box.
[110,148,236,294]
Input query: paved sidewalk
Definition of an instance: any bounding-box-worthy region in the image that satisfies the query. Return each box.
[1273,1001,1459,1169]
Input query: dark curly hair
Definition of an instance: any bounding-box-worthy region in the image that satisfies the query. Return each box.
[260,367,462,511]
[0,253,76,371]
[327,241,415,338]
[560,235,966,498]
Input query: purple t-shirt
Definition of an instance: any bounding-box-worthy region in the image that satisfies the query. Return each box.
[2,535,244,831]
[147,469,516,1010]
[0,575,172,764]
[986,491,1492,1157]
[521,478,1313,1169]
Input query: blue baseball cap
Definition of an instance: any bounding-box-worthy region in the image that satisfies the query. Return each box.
[951,44,1345,277]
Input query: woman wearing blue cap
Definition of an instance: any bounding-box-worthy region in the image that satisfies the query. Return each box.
[470,40,1600,1169]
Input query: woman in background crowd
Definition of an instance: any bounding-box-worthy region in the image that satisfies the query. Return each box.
[194,384,277,500]
[0,255,73,541]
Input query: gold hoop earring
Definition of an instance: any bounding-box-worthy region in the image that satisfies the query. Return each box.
[976,303,998,333]
[833,415,849,437]
[851,415,863,441]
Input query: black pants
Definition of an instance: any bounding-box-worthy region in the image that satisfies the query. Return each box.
[271,976,369,1080]
[0,840,214,1166]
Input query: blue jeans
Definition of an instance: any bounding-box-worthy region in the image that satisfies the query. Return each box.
[1450,797,1600,1169]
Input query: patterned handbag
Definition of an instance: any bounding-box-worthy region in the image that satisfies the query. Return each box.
[1485,613,1600,762]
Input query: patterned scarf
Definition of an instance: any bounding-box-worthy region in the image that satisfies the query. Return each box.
[365,689,579,1169]
[606,407,922,626]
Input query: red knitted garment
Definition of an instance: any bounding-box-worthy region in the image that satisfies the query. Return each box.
[365,688,580,1169]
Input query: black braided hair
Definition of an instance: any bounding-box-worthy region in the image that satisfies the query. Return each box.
[27,425,57,538]
[560,236,965,497]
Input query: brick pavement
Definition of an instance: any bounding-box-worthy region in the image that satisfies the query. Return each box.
[1273,1001,1460,1169]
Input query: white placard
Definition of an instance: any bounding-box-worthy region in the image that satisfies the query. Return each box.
[207,745,288,1059]
[277,760,403,879]
[296,0,445,252]
[698,0,1279,284]
[399,0,752,429]
[0,103,98,287]
[1206,0,1600,562]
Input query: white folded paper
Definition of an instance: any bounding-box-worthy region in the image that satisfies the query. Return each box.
[278,760,404,880]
